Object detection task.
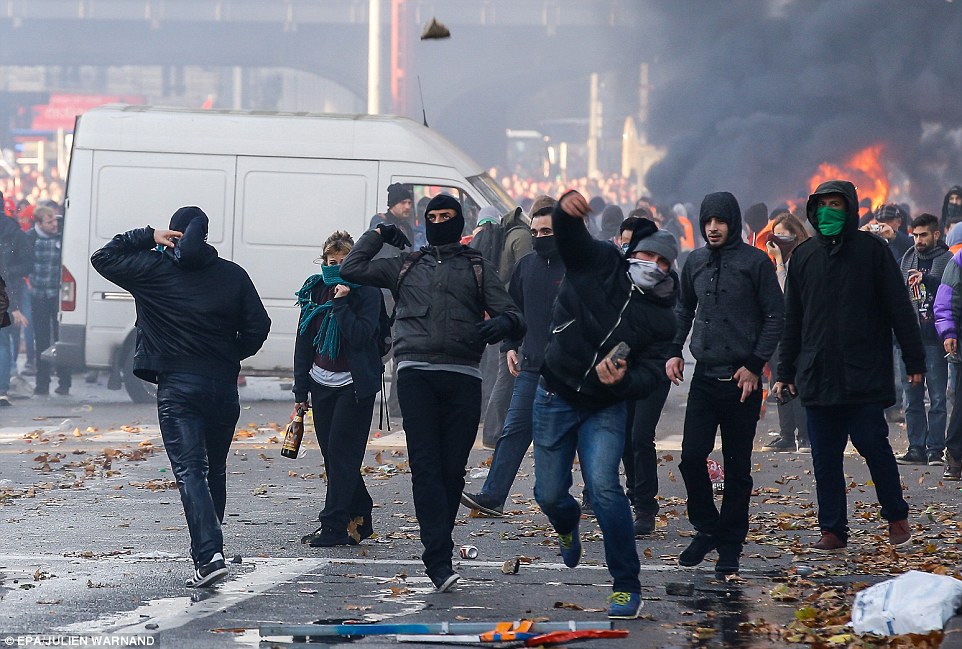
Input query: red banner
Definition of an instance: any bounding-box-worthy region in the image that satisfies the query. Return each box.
[31,93,145,131]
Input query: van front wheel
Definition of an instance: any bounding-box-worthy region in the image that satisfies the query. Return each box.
[122,344,157,403]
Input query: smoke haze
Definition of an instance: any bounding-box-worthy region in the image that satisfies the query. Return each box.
[643,0,962,211]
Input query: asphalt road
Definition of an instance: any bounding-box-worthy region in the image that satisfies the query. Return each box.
[0,366,958,648]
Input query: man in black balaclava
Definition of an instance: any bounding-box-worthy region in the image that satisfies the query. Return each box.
[341,194,525,593]
[91,206,271,589]
[462,197,565,518]
[422,193,465,246]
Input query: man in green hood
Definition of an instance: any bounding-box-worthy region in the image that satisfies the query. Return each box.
[774,180,925,553]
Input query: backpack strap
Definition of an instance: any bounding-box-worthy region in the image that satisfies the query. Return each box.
[462,249,486,314]
[390,250,426,325]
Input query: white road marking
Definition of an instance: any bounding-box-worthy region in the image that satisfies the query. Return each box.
[60,557,328,634]
[1,552,698,637]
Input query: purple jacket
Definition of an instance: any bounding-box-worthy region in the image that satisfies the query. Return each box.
[934,248,962,340]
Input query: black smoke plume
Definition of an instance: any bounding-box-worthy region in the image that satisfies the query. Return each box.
[644,0,962,211]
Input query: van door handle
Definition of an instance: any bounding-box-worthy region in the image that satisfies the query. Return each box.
[99,291,134,301]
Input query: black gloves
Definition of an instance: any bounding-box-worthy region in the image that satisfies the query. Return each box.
[477,314,514,345]
[377,223,411,250]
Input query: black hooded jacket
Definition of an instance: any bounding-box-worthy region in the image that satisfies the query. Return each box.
[669,192,783,377]
[0,216,30,311]
[501,248,566,373]
[776,180,925,407]
[941,185,962,233]
[541,194,677,409]
[91,216,271,383]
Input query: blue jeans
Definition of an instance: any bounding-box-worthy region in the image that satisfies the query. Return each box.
[0,325,11,394]
[480,370,539,504]
[157,372,240,566]
[903,343,947,456]
[807,403,909,542]
[532,386,639,594]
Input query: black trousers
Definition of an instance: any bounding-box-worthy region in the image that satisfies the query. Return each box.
[397,369,481,581]
[309,382,376,535]
[31,292,70,391]
[623,380,671,516]
[156,372,239,567]
[679,375,761,550]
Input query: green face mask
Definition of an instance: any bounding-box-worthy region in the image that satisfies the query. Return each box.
[816,206,847,237]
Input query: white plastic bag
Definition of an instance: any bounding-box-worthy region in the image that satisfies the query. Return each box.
[850,570,962,635]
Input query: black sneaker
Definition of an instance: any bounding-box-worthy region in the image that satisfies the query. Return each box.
[896,447,927,465]
[430,570,460,592]
[633,512,656,537]
[944,461,962,481]
[678,534,717,567]
[186,552,228,588]
[460,491,505,518]
[350,515,374,541]
[762,436,795,452]
[0,395,11,407]
[301,527,355,547]
[928,453,945,467]
[715,545,740,575]
[34,386,49,396]
[54,385,70,396]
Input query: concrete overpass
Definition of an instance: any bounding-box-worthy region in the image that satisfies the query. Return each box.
[0,0,651,172]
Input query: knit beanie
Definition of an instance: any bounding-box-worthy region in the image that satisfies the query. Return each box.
[387,183,414,209]
[477,206,501,226]
[629,228,679,265]
[529,195,557,217]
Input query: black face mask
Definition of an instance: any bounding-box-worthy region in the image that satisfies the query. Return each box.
[949,203,962,222]
[532,235,558,258]
[425,214,465,246]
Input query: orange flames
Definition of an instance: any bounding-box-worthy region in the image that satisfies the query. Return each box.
[808,144,889,213]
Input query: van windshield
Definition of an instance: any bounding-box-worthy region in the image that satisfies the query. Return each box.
[468,172,515,214]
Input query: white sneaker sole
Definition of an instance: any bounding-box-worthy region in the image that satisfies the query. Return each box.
[435,573,460,593]
[608,600,644,619]
[186,566,228,588]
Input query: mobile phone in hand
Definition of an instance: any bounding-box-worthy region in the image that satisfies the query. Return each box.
[776,386,797,404]
[603,342,631,366]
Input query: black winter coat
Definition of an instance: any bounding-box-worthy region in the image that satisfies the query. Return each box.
[0,216,30,311]
[541,197,677,409]
[340,232,525,367]
[776,180,925,407]
[292,282,385,402]
[502,250,565,373]
[91,226,271,383]
[670,192,784,376]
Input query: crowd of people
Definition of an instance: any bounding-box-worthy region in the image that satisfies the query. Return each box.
[7,168,961,618]
[0,177,69,405]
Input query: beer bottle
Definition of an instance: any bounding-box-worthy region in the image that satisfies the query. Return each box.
[281,407,305,459]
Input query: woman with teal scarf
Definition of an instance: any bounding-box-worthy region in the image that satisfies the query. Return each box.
[293,231,386,547]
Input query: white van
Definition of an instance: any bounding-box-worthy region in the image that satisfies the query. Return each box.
[52,104,514,402]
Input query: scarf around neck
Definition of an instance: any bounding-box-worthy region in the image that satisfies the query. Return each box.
[296,272,360,360]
